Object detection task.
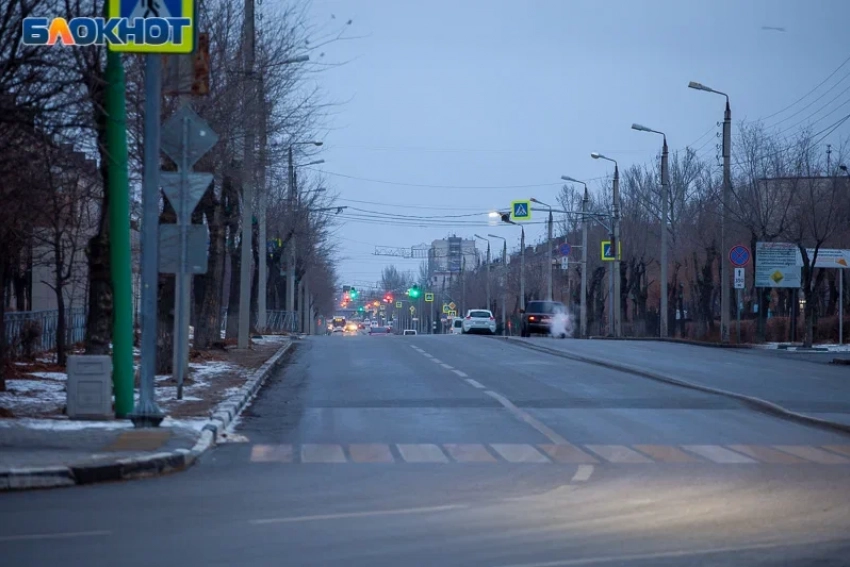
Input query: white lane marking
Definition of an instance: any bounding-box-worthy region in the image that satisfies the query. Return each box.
[484,390,569,445]
[250,504,467,525]
[489,539,839,566]
[0,530,112,542]
[422,353,434,358]
[571,464,594,482]
[410,345,421,350]
[431,358,443,364]
[452,369,469,378]
[490,443,551,463]
[397,444,449,463]
[584,445,653,464]
[301,444,347,463]
[682,445,757,464]
[465,378,485,389]
[440,363,454,369]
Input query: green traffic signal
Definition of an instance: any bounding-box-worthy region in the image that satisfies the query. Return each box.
[350,287,358,299]
[409,285,421,298]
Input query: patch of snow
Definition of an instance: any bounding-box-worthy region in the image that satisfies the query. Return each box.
[161,417,209,431]
[754,342,850,352]
[28,372,68,381]
[190,361,238,380]
[0,417,134,431]
[252,335,288,344]
[4,379,65,400]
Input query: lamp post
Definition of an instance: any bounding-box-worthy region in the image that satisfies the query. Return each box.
[260,140,322,332]
[530,198,554,301]
[474,234,491,313]
[488,234,508,335]
[631,123,669,339]
[561,176,588,338]
[286,155,324,333]
[689,80,731,343]
[590,152,621,337]
[499,213,525,312]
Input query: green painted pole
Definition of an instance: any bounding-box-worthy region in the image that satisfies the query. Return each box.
[104,48,134,418]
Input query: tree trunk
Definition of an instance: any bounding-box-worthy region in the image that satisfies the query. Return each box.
[156,192,177,374]
[226,248,240,339]
[250,220,259,333]
[54,233,68,367]
[0,258,7,392]
[193,180,225,349]
[84,232,112,354]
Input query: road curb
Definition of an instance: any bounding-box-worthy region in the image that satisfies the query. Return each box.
[499,337,850,437]
[0,340,293,492]
[586,336,755,349]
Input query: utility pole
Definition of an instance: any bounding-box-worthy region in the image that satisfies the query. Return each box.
[547,209,553,301]
[660,137,669,339]
[257,81,268,332]
[580,188,588,338]
[612,165,621,337]
[520,227,526,311]
[720,99,731,344]
[286,146,296,332]
[238,0,257,349]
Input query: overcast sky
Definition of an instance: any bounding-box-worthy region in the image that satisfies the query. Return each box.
[301,0,850,288]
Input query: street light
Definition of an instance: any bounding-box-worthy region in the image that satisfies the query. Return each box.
[499,212,526,312]
[590,152,621,337]
[474,234,491,313]
[690,79,731,344]
[487,234,508,335]
[561,176,589,338]
[530,198,554,301]
[632,122,670,339]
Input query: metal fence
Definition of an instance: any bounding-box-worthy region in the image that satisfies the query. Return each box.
[265,310,297,333]
[3,309,87,357]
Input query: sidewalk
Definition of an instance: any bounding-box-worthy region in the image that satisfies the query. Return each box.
[503,336,850,432]
[0,335,293,490]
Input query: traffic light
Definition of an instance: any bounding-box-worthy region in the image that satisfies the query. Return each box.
[350,287,358,299]
[384,294,393,303]
[358,306,364,312]
[409,285,421,299]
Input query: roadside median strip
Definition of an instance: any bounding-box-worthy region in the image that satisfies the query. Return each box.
[499,337,850,437]
[0,340,293,491]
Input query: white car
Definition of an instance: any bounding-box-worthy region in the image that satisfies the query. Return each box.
[461,309,497,335]
[450,318,464,334]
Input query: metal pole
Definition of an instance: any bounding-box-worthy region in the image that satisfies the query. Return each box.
[486,243,491,312]
[547,209,553,301]
[736,288,741,343]
[612,165,621,337]
[720,99,732,343]
[608,227,614,336]
[257,85,268,331]
[238,0,256,349]
[502,241,507,335]
[840,269,844,345]
[580,188,588,338]
[660,138,669,339]
[520,227,525,311]
[130,54,165,427]
[104,47,134,417]
[173,115,189,398]
[286,146,296,332]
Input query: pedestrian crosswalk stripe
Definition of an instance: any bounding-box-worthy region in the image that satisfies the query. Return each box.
[443,444,498,463]
[585,445,653,463]
[773,445,850,464]
[633,445,700,463]
[348,444,395,463]
[246,443,850,465]
[538,443,598,463]
[822,445,850,458]
[682,445,756,464]
[490,444,549,463]
[301,444,346,463]
[397,444,448,463]
[727,445,807,464]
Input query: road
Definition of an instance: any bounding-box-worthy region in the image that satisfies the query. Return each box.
[2,334,850,566]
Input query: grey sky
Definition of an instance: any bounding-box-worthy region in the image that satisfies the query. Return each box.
[304,0,850,286]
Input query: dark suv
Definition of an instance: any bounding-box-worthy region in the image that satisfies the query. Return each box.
[521,300,568,337]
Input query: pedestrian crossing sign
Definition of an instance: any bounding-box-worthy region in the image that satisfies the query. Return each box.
[511,200,531,221]
[108,0,196,53]
[601,240,622,261]
[424,292,434,302]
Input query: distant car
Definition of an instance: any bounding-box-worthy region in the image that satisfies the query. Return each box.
[369,326,391,336]
[450,318,464,335]
[521,300,569,338]
[403,329,417,336]
[345,322,358,333]
[462,309,497,335]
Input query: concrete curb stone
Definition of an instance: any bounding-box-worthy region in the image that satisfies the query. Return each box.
[0,340,293,491]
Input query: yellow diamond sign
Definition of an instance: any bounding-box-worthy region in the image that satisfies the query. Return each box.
[771,270,784,284]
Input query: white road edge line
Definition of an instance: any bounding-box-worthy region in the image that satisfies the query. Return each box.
[484,390,569,445]
[465,378,486,389]
[490,538,842,567]
[0,530,112,542]
[571,464,594,482]
[250,504,468,525]
[452,369,469,378]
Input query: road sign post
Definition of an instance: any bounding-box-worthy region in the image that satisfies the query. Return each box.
[734,267,745,344]
[600,241,622,261]
[159,105,218,399]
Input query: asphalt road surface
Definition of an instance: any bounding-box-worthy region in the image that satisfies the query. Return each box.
[3,334,850,566]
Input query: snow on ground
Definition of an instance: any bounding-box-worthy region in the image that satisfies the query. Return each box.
[0,415,208,432]
[753,342,850,352]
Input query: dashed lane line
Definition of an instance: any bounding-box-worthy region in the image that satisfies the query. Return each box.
[571,464,594,482]
[484,390,570,445]
[465,378,486,389]
[452,369,469,378]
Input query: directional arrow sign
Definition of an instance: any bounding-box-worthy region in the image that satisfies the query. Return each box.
[161,173,213,218]
[161,106,219,169]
